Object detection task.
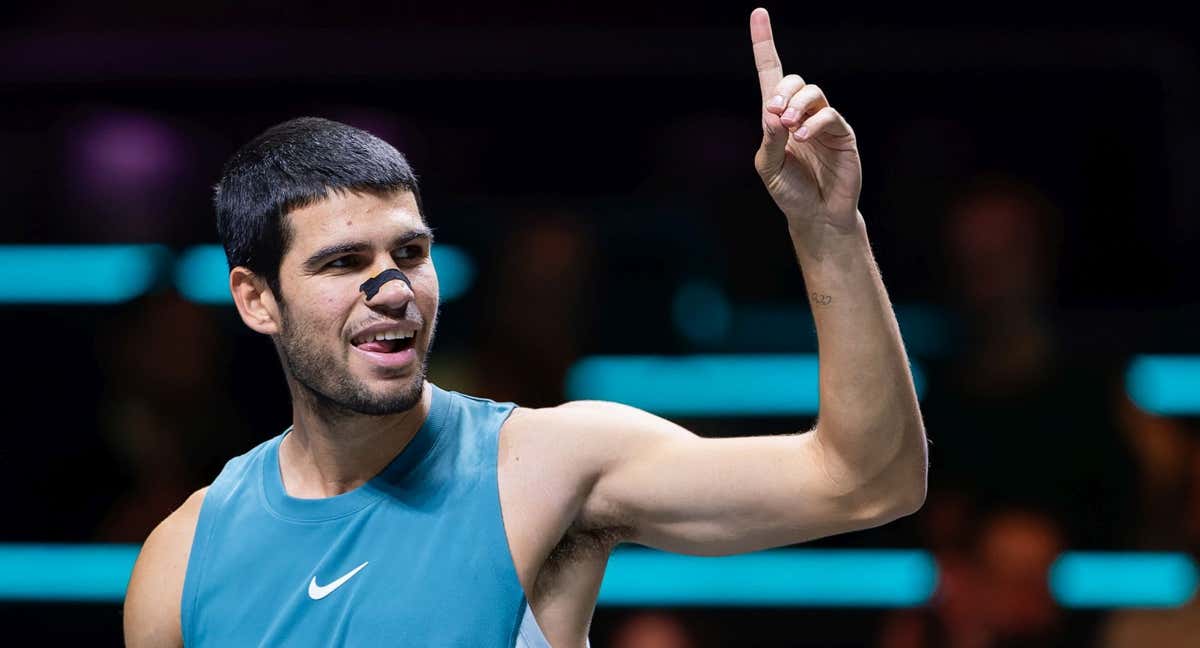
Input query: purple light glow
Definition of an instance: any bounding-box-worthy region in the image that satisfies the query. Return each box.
[63,109,192,240]
[71,110,185,196]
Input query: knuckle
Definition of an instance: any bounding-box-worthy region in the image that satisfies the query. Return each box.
[790,86,822,108]
[774,74,804,95]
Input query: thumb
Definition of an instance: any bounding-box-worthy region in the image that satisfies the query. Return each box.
[755,108,788,178]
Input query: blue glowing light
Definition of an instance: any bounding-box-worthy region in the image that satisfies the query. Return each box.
[566,354,925,417]
[1051,552,1198,608]
[0,544,140,601]
[175,245,231,304]
[0,245,166,304]
[672,280,732,345]
[1,544,1193,609]
[600,548,937,607]
[432,245,474,301]
[1127,355,1200,415]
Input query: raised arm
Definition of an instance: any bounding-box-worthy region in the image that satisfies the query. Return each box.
[536,8,926,555]
[749,6,927,515]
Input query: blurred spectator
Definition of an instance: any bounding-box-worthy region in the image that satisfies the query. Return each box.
[1113,388,1198,549]
[1099,590,1200,648]
[973,509,1066,645]
[919,173,1138,548]
[880,508,1068,648]
[608,611,698,648]
[464,212,596,406]
[1095,398,1200,647]
[92,292,249,542]
[1099,586,1200,648]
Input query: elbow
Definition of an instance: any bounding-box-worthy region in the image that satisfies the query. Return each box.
[847,468,926,529]
[866,433,929,524]
[883,438,929,520]
[861,478,925,528]
[819,420,929,526]
[893,475,927,518]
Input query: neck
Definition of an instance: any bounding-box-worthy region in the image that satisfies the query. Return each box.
[279,381,432,498]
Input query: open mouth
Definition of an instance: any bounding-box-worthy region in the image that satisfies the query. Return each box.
[351,331,417,354]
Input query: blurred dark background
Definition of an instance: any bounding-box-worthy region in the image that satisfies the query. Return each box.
[2,1,1199,645]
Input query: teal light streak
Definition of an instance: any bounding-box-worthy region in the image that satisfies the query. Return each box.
[0,245,166,304]
[1127,355,1200,415]
[1051,552,1198,608]
[175,245,231,304]
[1,544,1194,609]
[566,354,925,416]
[600,548,938,607]
[0,544,140,601]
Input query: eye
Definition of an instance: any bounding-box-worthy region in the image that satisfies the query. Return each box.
[325,256,359,270]
[395,245,427,260]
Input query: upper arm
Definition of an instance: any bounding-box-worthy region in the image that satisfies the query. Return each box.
[123,488,207,648]
[550,401,917,556]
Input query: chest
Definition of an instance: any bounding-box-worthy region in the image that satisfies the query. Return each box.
[191,489,525,646]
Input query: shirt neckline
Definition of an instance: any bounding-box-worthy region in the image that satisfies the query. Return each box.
[261,382,452,522]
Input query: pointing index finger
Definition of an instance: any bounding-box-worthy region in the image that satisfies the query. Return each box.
[750,8,787,101]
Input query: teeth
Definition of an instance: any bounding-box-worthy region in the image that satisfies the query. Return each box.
[356,329,415,344]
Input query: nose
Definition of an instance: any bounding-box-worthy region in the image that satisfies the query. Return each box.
[361,266,414,314]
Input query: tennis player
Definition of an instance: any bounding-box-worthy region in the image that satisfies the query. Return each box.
[124,8,927,646]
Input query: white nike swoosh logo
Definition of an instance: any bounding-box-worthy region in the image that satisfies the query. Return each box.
[308,561,369,600]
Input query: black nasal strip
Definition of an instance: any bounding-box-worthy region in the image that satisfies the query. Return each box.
[359,268,413,301]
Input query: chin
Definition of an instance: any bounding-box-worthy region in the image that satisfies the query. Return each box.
[366,371,426,410]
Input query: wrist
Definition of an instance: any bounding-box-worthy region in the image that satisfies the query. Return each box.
[787,210,870,267]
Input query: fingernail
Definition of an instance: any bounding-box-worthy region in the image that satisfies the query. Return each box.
[782,108,797,120]
[795,126,809,140]
[769,95,785,109]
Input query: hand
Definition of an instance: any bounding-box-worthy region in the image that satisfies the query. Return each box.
[751,8,863,236]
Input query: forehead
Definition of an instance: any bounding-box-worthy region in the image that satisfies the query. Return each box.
[286,190,422,251]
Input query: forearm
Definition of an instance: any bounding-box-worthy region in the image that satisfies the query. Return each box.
[790,211,927,499]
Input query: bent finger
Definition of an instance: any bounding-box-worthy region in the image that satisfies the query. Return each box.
[765,74,806,115]
[794,106,853,142]
[781,84,829,129]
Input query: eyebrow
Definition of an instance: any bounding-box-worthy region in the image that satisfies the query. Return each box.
[301,227,435,270]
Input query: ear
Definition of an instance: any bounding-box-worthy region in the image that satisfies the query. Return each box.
[230,267,281,335]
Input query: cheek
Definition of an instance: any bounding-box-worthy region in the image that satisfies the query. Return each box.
[288,290,352,340]
[314,280,357,308]
[413,265,438,310]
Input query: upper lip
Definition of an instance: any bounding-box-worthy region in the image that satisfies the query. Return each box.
[349,320,420,345]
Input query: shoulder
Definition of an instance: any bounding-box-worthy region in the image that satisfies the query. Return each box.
[123,488,209,648]
[497,402,661,591]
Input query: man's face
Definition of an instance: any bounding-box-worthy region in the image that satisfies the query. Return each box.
[272,190,438,417]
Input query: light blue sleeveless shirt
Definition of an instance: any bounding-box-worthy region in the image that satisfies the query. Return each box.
[181,383,560,647]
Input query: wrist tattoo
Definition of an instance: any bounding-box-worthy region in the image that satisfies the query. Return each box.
[810,292,833,306]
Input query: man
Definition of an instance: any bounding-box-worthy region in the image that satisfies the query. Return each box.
[124,8,927,646]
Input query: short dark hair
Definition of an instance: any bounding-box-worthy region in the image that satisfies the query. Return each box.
[214,116,423,298]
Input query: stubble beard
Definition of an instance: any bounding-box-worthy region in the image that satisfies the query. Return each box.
[275,303,436,421]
